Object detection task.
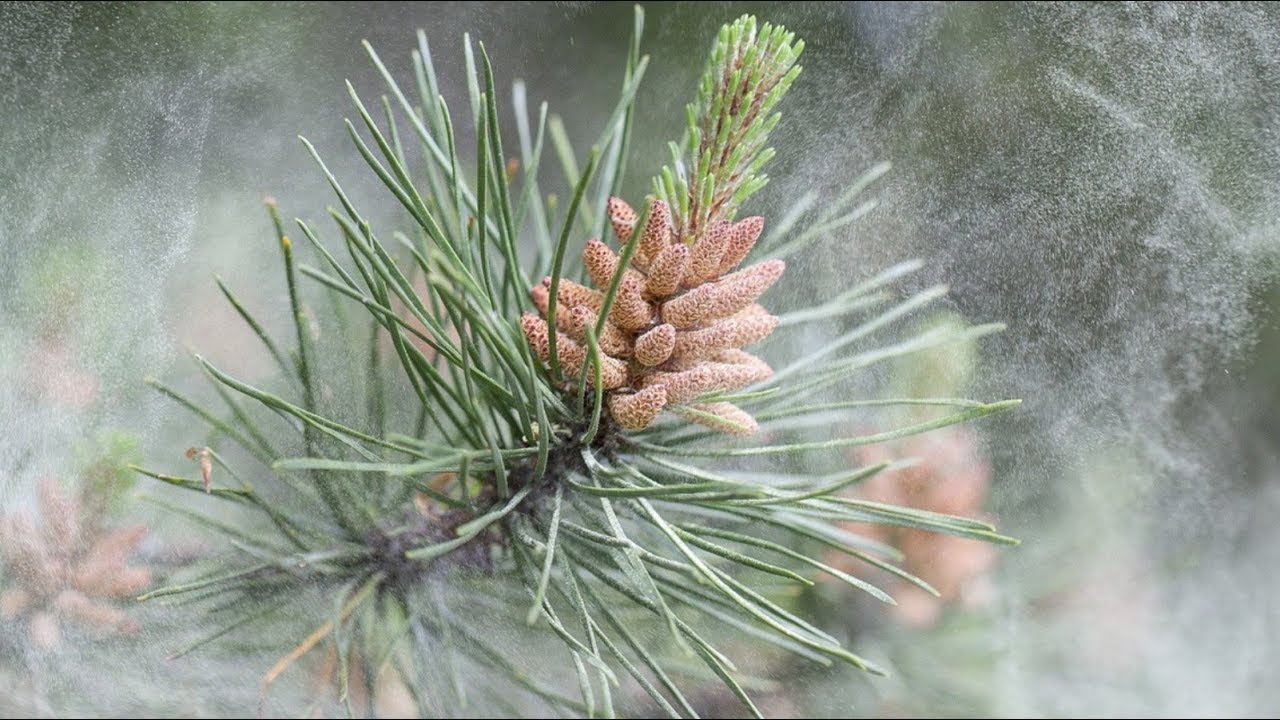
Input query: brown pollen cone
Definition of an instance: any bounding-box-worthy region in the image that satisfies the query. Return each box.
[830,429,998,628]
[0,477,151,651]
[521,197,783,433]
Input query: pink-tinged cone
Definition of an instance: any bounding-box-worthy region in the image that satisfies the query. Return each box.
[675,402,759,436]
[608,276,653,331]
[661,259,785,329]
[565,306,632,357]
[640,200,673,264]
[542,277,604,313]
[0,477,153,651]
[645,242,689,300]
[716,216,765,277]
[38,478,80,552]
[709,348,773,375]
[530,285,576,333]
[523,313,628,389]
[607,196,637,245]
[562,349,629,390]
[608,385,669,430]
[525,193,785,436]
[53,590,136,633]
[672,312,778,361]
[686,221,732,286]
[521,313,553,361]
[582,238,620,291]
[634,324,677,367]
[640,357,772,405]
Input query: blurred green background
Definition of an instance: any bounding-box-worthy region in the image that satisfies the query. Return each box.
[3,1,1279,717]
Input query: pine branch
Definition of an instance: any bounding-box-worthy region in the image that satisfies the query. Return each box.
[127,8,1021,718]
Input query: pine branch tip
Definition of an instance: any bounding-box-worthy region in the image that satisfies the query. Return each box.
[123,16,1022,713]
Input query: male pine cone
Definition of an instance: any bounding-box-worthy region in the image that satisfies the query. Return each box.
[521,197,782,435]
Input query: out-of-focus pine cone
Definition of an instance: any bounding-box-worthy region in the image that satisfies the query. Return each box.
[836,429,998,627]
[521,197,782,434]
[0,477,151,651]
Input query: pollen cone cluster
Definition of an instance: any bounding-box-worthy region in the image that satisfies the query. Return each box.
[522,197,783,435]
[0,477,151,651]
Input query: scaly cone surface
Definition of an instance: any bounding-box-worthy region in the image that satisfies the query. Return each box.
[522,197,781,434]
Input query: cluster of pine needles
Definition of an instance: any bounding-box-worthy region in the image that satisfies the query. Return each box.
[131,9,1017,718]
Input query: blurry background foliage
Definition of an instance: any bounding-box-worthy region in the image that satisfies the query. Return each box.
[3,1,1280,717]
